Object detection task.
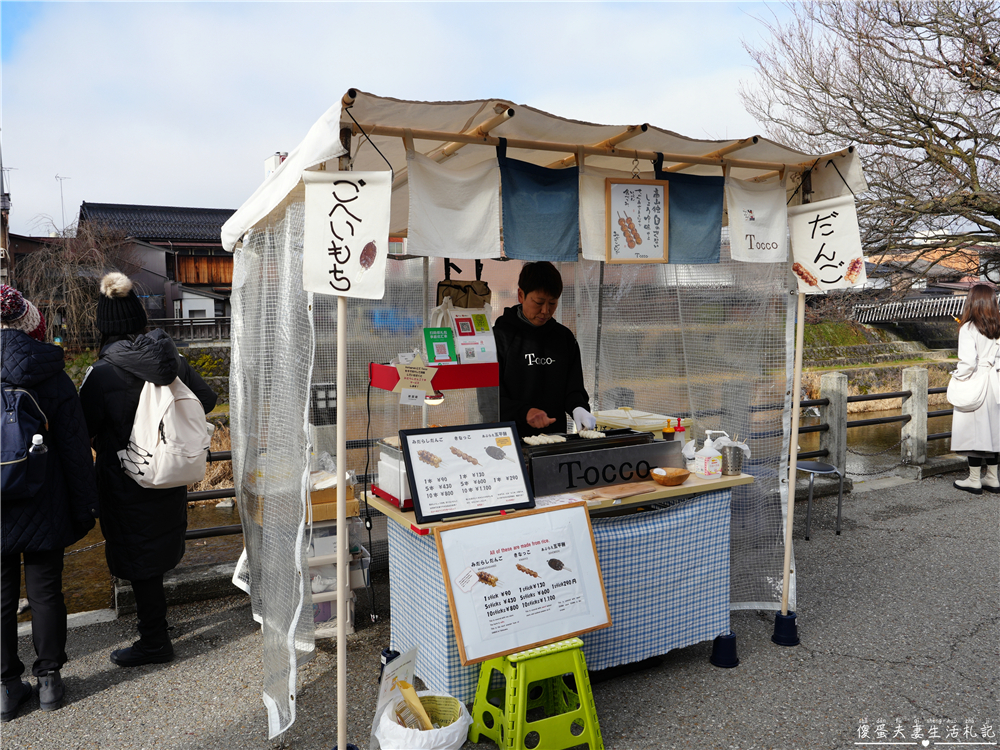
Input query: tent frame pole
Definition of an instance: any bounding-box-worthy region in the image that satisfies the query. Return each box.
[350,121,847,174]
[781,291,806,616]
[335,145,351,750]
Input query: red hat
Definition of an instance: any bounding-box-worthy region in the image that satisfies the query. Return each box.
[0,284,46,341]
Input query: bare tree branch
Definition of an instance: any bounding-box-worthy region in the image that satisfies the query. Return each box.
[740,0,1000,287]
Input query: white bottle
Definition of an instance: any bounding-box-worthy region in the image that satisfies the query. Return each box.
[693,436,723,480]
[29,434,48,455]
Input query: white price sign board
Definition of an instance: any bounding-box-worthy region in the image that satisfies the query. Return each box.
[434,502,612,665]
[400,422,535,524]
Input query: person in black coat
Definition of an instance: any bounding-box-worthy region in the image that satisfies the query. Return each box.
[79,273,216,668]
[1,286,98,721]
[480,262,596,437]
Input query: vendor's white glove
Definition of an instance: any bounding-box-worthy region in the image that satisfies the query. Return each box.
[573,407,597,432]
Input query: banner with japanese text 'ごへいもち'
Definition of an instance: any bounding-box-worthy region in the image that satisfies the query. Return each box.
[302,171,391,300]
[787,194,867,294]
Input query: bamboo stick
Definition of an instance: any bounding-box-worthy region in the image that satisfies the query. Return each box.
[664,136,759,172]
[545,123,649,168]
[390,107,515,190]
[749,146,855,183]
[352,121,810,173]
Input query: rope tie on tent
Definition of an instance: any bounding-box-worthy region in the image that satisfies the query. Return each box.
[343,105,394,179]
[631,157,641,179]
[826,158,857,198]
[786,159,821,205]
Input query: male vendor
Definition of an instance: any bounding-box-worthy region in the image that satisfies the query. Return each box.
[483,261,598,437]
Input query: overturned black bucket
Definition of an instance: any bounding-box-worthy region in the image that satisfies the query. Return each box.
[709,631,740,668]
[771,611,800,647]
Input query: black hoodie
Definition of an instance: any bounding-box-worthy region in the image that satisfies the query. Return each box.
[80,329,216,581]
[485,304,590,437]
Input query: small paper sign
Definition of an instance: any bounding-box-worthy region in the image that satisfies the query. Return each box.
[303,170,391,300]
[392,354,436,395]
[400,388,424,406]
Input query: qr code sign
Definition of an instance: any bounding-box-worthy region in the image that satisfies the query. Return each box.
[465,347,476,359]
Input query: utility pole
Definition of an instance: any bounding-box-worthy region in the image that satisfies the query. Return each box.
[55,174,70,234]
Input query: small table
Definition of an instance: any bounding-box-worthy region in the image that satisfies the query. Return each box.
[370,473,753,703]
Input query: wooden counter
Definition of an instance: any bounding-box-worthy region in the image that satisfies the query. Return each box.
[364,472,754,534]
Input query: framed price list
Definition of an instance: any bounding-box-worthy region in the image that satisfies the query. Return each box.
[400,422,535,525]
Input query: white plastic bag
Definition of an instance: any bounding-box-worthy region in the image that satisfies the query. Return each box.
[374,692,472,750]
[428,296,493,329]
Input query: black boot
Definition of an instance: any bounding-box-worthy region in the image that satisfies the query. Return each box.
[36,670,64,711]
[110,640,174,668]
[1,679,32,722]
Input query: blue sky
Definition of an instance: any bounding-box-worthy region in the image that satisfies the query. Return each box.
[1,1,788,236]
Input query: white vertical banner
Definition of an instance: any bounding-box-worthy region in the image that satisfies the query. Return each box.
[787,194,867,294]
[303,171,391,299]
[725,176,788,263]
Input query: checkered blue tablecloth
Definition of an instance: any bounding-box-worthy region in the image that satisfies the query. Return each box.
[388,489,732,704]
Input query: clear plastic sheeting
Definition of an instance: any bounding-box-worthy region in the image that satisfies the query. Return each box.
[231,212,796,737]
[574,230,795,609]
[230,203,314,738]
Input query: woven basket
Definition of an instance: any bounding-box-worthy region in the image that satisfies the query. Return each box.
[418,695,463,728]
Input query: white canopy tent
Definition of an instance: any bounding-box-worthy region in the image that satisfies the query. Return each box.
[222,89,865,741]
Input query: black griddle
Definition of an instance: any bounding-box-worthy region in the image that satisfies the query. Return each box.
[520,428,653,461]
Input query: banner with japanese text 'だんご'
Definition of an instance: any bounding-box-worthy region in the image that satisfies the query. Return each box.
[787,194,867,294]
[303,170,391,300]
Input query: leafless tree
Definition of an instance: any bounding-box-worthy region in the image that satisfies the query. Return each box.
[740,1,1000,285]
[14,220,139,349]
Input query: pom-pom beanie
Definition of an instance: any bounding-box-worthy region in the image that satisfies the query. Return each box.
[96,272,147,336]
[0,284,47,341]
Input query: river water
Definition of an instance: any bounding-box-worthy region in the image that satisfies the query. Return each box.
[798,407,954,477]
[24,407,954,617]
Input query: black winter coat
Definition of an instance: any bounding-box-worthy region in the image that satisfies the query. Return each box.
[1,330,98,554]
[79,329,217,581]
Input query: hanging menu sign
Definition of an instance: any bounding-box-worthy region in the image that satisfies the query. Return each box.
[434,502,611,664]
[605,178,669,263]
[400,422,535,524]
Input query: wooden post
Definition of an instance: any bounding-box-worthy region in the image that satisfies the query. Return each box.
[781,291,806,616]
[901,367,928,466]
[819,372,848,474]
[335,141,352,750]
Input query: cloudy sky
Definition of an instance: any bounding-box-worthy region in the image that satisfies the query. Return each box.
[1,1,786,237]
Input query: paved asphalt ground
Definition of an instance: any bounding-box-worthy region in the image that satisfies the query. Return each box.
[3,468,997,750]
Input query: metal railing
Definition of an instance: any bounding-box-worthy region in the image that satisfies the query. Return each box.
[853,295,967,324]
[156,316,231,342]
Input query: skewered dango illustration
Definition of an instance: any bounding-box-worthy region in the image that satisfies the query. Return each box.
[547,558,571,572]
[516,564,539,578]
[450,446,480,465]
[624,214,642,245]
[477,571,499,587]
[418,450,442,467]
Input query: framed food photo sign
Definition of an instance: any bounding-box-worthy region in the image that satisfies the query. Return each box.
[605,178,669,263]
[399,422,535,525]
[434,502,612,665]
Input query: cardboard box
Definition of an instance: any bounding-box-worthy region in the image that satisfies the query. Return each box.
[310,484,354,506]
[311,498,359,522]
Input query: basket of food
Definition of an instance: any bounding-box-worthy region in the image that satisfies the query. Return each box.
[651,467,690,486]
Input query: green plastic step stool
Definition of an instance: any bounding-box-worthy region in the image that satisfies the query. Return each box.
[469,637,603,750]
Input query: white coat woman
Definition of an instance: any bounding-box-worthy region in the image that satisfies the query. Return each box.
[949,283,1000,494]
